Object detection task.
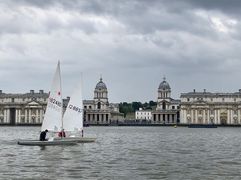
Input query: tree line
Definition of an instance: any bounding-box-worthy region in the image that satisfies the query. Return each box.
[119,101,157,117]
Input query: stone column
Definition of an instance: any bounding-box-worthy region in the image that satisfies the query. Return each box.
[191,109,194,124]
[17,109,20,123]
[207,109,209,124]
[15,109,18,124]
[230,109,232,124]
[217,110,220,124]
[169,114,172,123]
[227,110,230,124]
[238,109,241,124]
[29,109,32,123]
[195,109,198,124]
[99,113,102,123]
[104,113,107,123]
[40,109,43,123]
[93,114,96,123]
[183,109,187,124]
[203,110,206,124]
[86,113,88,122]
[25,109,28,123]
[36,109,39,123]
[214,109,219,124]
[6,109,10,123]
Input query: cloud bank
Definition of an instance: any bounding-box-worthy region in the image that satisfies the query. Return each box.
[0,0,241,102]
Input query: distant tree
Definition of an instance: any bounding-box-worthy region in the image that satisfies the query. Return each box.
[132,102,142,111]
[119,102,133,117]
[143,102,148,109]
[119,100,157,117]
[149,100,157,106]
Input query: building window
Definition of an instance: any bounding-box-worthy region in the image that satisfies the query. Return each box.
[89,106,92,109]
[172,106,175,109]
[11,98,14,103]
[84,106,87,109]
[97,102,101,109]
[162,102,166,110]
[222,98,225,102]
[187,98,190,102]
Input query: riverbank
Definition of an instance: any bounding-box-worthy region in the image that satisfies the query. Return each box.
[1,123,241,127]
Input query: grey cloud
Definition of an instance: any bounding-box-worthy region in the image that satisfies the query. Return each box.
[0,0,241,101]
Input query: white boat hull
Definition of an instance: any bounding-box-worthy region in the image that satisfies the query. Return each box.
[17,139,78,146]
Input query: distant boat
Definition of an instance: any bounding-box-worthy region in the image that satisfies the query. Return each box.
[188,124,217,128]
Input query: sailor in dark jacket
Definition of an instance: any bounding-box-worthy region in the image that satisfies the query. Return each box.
[39,129,48,141]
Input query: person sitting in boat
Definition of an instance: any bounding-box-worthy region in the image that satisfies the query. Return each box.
[58,129,66,137]
[40,129,48,141]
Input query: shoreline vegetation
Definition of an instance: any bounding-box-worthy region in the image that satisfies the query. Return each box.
[119,101,157,118]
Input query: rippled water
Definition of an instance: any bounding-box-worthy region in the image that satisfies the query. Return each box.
[1,126,241,179]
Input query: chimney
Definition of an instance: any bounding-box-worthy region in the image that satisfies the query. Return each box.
[67,96,70,100]
[204,89,206,93]
[39,90,44,94]
[30,90,34,94]
[193,89,196,93]
[0,90,2,94]
[239,89,241,93]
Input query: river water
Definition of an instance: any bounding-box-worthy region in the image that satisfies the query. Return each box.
[1,126,241,180]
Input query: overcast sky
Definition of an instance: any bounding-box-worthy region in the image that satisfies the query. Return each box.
[1,0,241,102]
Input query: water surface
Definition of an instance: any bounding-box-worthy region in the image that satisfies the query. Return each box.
[1,126,241,179]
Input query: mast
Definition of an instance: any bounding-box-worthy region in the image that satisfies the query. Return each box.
[81,72,84,137]
[58,60,64,133]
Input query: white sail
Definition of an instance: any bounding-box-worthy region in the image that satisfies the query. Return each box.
[41,62,63,132]
[63,80,83,132]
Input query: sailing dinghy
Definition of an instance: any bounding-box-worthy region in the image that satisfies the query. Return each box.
[18,62,78,146]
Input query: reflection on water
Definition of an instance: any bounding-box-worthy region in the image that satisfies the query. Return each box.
[0,126,241,179]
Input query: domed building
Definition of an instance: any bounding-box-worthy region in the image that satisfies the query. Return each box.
[83,77,124,125]
[152,77,180,124]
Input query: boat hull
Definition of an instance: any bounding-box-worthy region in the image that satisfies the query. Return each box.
[54,137,96,143]
[17,139,78,146]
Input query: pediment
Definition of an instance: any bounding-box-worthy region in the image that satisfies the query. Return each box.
[157,100,170,104]
[26,101,41,106]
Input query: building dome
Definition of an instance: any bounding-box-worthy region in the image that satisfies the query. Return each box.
[95,77,107,90]
[159,77,171,90]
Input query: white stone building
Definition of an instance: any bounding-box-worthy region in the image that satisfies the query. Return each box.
[82,77,124,125]
[0,90,48,125]
[180,89,241,125]
[152,77,180,124]
[0,78,123,125]
[135,108,152,121]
